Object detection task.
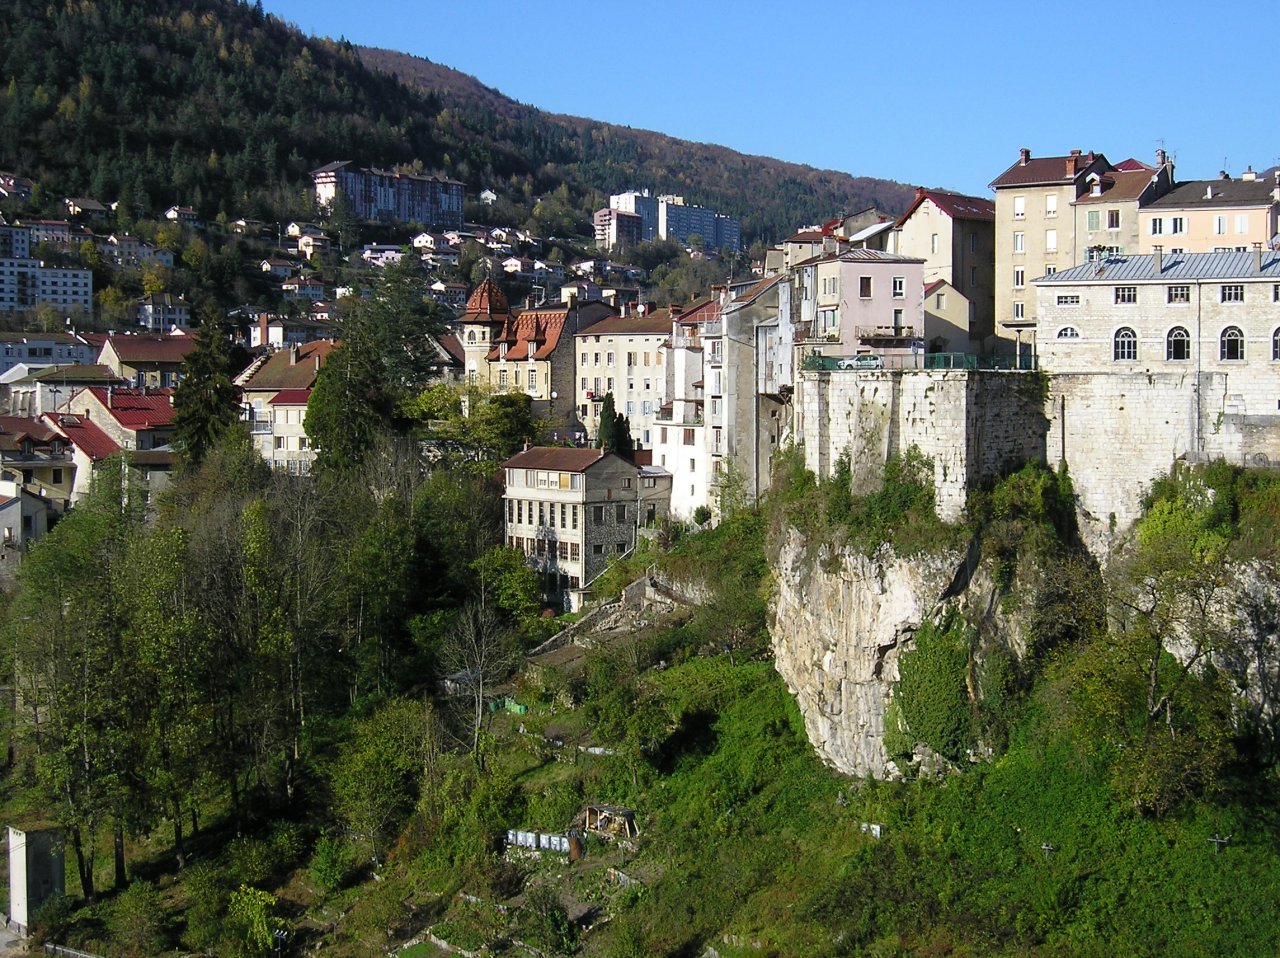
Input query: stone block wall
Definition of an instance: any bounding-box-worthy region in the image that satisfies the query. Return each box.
[797,369,1048,521]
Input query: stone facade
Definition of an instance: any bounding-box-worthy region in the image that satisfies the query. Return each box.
[795,368,1049,521]
[503,447,671,610]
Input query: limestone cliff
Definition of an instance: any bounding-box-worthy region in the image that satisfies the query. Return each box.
[770,528,1014,778]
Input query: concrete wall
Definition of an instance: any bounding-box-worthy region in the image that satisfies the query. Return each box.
[797,369,1049,521]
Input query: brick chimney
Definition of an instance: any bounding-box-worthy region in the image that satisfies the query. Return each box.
[1066,149,1082,175]
[1019,148,1030,166]
[258,312,269,348]
[915,186,926,199]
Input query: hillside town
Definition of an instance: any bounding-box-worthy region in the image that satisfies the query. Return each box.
[0,147,1278,610]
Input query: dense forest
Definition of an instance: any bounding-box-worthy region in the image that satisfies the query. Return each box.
[0,0,913,246]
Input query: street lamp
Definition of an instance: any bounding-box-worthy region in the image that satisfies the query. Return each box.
[273,929,288,958]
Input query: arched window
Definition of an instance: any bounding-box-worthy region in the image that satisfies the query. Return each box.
[1114,327,1137,361]
[1057,326,1080,339]
[1220,326,1244,361]
[1166,326,1190,361]
[467,329,476,343]
[1272,328,1280,361]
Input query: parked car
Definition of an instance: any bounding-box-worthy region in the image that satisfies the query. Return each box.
[837,354,884,370]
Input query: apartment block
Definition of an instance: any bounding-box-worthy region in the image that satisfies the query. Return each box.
[0,259,92,314]
[311,161,465,229]
[1138,171,1280,255]
[502,446,671,610]
[574,311,670,449]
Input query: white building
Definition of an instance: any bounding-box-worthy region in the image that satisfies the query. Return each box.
[0,259,92,314]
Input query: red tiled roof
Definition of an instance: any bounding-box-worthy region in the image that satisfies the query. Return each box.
[436,332,465,365]
[269,389,312,405]
[501,446,607,471]
[0,416,59,443]
[241,341,335,390]
[731,275,784,307]
[895,188,995,228]
[487,308,569,362]
[101,334,196,364]
[82,387,175,429]
[1113,158,1156,173]
[45,411,120,461]
[461,278,510,322]
[676,296,721,327]
[924,279,949,296]
[785,231,826,243]
[989,150,1108,188]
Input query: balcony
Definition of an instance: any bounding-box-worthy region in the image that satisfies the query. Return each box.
[856,325,917,342]
[671,334,701,349]
[247,418,273,434]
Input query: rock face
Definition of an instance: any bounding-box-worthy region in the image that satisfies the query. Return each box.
[769,528,975,778]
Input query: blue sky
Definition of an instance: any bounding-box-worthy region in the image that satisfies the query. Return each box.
[263,0,1275,200]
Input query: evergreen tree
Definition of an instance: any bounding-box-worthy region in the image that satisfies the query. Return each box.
[595,392,634,459]
[173,316,242,471]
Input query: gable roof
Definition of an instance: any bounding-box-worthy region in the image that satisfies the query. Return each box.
[488,308,570,362]
[1145,177,1280,210]
[269,388,312,405]
[241,341,335,391]
[101,335,196,364]
[0,416,59,449]
[45,411,119,461]
[1073,168,1158,205]
[14,364,123,386]
[502,446,609,472]
[574,314,673,337]
[895,188,995,228]
[989,150,1108,188]
[80,387,175,430]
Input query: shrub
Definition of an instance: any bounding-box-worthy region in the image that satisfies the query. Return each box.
[181,861,228,951]
[308,835,356,894]
[895,615,975,762]
[107,881,166,957]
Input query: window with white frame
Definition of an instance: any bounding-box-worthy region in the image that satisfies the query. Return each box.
[892,276,904,298]
[1150,218,1163,235]
[1221,284,1244,303]
[1087,210,1100,231]
[1013,302,1025,320]
[1114,286,1137,304]
[1056,294,1080,306]
[1013,196,1025,219]
[1171,217,1185,233]
[1107,209,1120,230]
[1013,231,1024,253]
[1215,215,1227,235]
[1221,326,1245,360]
[1273,328,1280,361]
[1014,268,1025,289]
[1045,194,1057,218]
[1045,229,1057,253]
[930,233,938,254]
[1168,285,1190,303]
[1236,214,1249,234]
[1057,326,1080,338]
[1167,327,1190,361]
[1114,327,1138,361]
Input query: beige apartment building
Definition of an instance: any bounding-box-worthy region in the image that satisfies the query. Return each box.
[1138,171,1280,255]
[989,148,1112,352]
[889,187,995,346]
[574,311,669,450]
[1071,156,1173,262]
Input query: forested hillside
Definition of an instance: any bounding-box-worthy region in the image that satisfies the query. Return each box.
[0,0,913,245]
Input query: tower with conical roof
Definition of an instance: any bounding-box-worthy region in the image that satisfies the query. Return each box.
[457,278,510,385]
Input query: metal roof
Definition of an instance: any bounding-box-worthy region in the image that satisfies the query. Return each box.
[1034,250,1280,284]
